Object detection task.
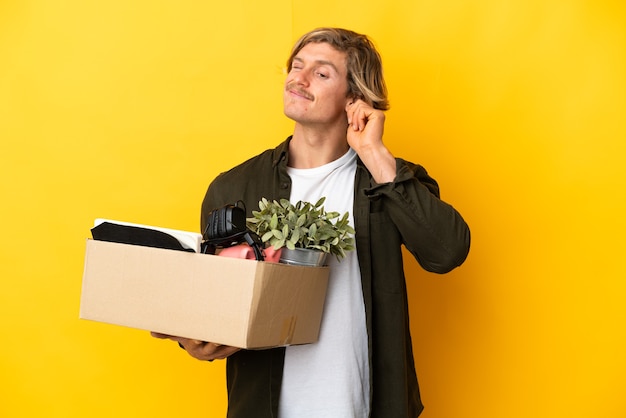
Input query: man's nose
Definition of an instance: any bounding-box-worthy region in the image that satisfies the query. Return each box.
[291,69,311,86]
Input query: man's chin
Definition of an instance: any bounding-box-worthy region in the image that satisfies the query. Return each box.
[283,106,307,123]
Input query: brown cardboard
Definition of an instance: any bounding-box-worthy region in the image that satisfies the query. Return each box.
[80,240,329,349]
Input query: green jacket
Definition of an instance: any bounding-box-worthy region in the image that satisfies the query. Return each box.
[201,137,470,418]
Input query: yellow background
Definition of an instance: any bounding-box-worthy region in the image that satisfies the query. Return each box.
[1,0,625,417]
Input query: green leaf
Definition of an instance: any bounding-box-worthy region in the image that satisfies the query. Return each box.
[290,228,300,244]
[261,231,274,242]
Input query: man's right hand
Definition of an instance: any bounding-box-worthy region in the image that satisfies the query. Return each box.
[151,332,241,361]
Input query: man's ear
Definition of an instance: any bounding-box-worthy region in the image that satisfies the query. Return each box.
[345,94,358,109]
[347,92,368,107]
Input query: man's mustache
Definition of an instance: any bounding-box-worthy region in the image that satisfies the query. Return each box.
[285,83,314,100]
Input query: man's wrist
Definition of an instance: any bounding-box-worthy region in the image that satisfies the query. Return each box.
[358,145,396,183]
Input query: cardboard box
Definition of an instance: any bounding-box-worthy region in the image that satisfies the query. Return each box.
[80,240,330,349]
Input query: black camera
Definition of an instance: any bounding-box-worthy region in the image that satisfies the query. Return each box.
[202,201,264,261]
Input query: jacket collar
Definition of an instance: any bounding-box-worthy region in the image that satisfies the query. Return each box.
[272,136,292,168]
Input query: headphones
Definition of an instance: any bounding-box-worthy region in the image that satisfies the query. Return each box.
[201,201,264,261]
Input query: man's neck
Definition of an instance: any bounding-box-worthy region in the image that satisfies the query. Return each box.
[288,123,350,169]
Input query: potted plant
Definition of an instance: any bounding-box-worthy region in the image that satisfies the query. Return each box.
[246,197,355,266]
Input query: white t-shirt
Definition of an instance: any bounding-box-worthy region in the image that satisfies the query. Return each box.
[278,148,370,418]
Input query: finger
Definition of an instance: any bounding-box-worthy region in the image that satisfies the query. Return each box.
[346,101,354,125]
[208,345,241,361]
[199,342,223,354]
[191,343,237,361]
[346,99,366,125]
[347,104,360,131]
[353,101,374,131]
[352,106,367,131]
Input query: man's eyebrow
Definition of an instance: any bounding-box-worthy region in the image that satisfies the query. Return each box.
[292,57,340,73]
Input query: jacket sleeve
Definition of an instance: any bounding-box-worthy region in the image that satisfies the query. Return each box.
[364,158,470,273]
